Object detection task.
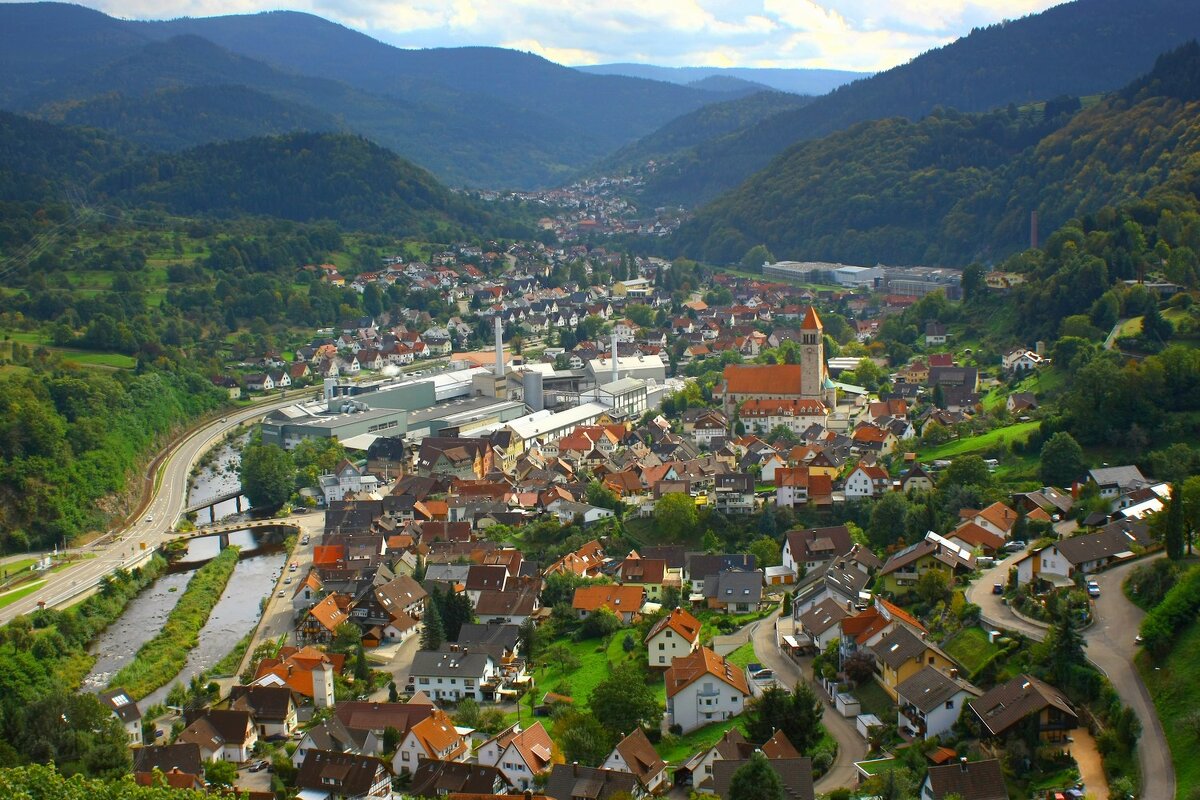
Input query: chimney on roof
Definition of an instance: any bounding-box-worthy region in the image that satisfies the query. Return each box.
[611,332,619,383]
[494,316,505,377]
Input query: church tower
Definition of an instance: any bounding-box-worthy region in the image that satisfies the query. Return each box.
[799,306,826,402]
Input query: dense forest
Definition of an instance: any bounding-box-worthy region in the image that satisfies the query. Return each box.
[672,42,1200,265]
[0,365,222,550]
[96,131,525,236]
[634,0,1200,208]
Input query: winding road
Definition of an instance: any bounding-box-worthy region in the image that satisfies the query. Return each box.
[0,392,307,627]
[749,607,867,793]
[966,552,1173,800]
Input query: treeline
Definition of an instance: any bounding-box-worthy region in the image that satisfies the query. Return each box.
[0,366,223,551]
[672,40,1200,265]
[108,546,240,699]
[0,557,167,776]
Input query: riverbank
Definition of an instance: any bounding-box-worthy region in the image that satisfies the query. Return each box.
[108,547,241,699]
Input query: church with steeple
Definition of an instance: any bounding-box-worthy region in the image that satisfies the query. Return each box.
[715,306,836,418]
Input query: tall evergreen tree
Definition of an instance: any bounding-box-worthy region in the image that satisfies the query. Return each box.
[1165,482,1185,560]
[421,596,445,651]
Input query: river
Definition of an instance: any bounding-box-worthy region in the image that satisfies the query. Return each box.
[189,438,250,525]
[82,439,286,701]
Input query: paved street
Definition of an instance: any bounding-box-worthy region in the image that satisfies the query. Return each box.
[967,551,1173,800]
[749,607,866,793]
[0,392,307,626]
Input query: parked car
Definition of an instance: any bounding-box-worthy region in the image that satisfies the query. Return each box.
[993,583,1004,595]
[1087,581,1101,597]
[248,760,269,772]
[1004,540,1027,553]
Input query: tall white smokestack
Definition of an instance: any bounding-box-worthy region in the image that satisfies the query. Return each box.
[611,332,618,383]
[494,316,504,376]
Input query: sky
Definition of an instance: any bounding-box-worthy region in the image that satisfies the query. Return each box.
[71,0,1066,71]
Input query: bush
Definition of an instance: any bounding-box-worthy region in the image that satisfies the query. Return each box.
[1140,565,1200,657]
[669,723,683,736]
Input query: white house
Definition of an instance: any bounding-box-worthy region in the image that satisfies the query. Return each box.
[603,729,668,794]
[1002,348,1045,373]
[644,607,702,669]
[843,464,890,499]
[177,710,257,763]
[98,689,142,747]
[392,709,471,774]
[319,460,380,504]
[895,666,980,741]
[476,722,556,790]
[408,648,498,702]
[797,598,850,652]
[665,647,751,734]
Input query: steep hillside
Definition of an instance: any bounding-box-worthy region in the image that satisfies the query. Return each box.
[0,109,140,202]
[95,132,514,237]
[638,0,1200,207]
[46,84,342,151]
[673,42,1200,266]
[591,91,812,178]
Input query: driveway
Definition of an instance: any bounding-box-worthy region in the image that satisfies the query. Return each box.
[749,608,866,792]
[967,552,1173,800]
[1086,557,1172,800]
[964,550,1048,641]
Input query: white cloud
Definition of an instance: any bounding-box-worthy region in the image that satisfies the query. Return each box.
[75,0,1064,70]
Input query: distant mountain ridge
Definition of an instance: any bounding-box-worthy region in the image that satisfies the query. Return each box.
[588,91,812,180]
[636,0,1200,208]
[577,63,864,95]
[0,3,749,189]
[671,41,1200,267]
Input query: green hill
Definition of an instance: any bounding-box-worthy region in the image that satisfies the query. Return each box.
[96,131,508,236]
[0,109,139,202]
[673,42,1200,266]
[637,0,1200,208]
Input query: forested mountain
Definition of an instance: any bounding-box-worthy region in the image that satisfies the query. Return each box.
[46,84,342,152]
[0,3,741,189]
[0,110,140,202]
[637,0,1200,208]
[96,132,523,238]
[590,91,812,179]
[672,42,1200,266]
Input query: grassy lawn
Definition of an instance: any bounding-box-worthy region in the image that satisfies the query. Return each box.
[54,349,137,369]
[535,636,617,709]
[656,716,750,764]
[0,580,46,609]
[852,680,895,721]
[724,641,758,669]
[917,420,1040,461]
[1139,618,1200,799]
[944,627,1000,676]
[0,558,38,578]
